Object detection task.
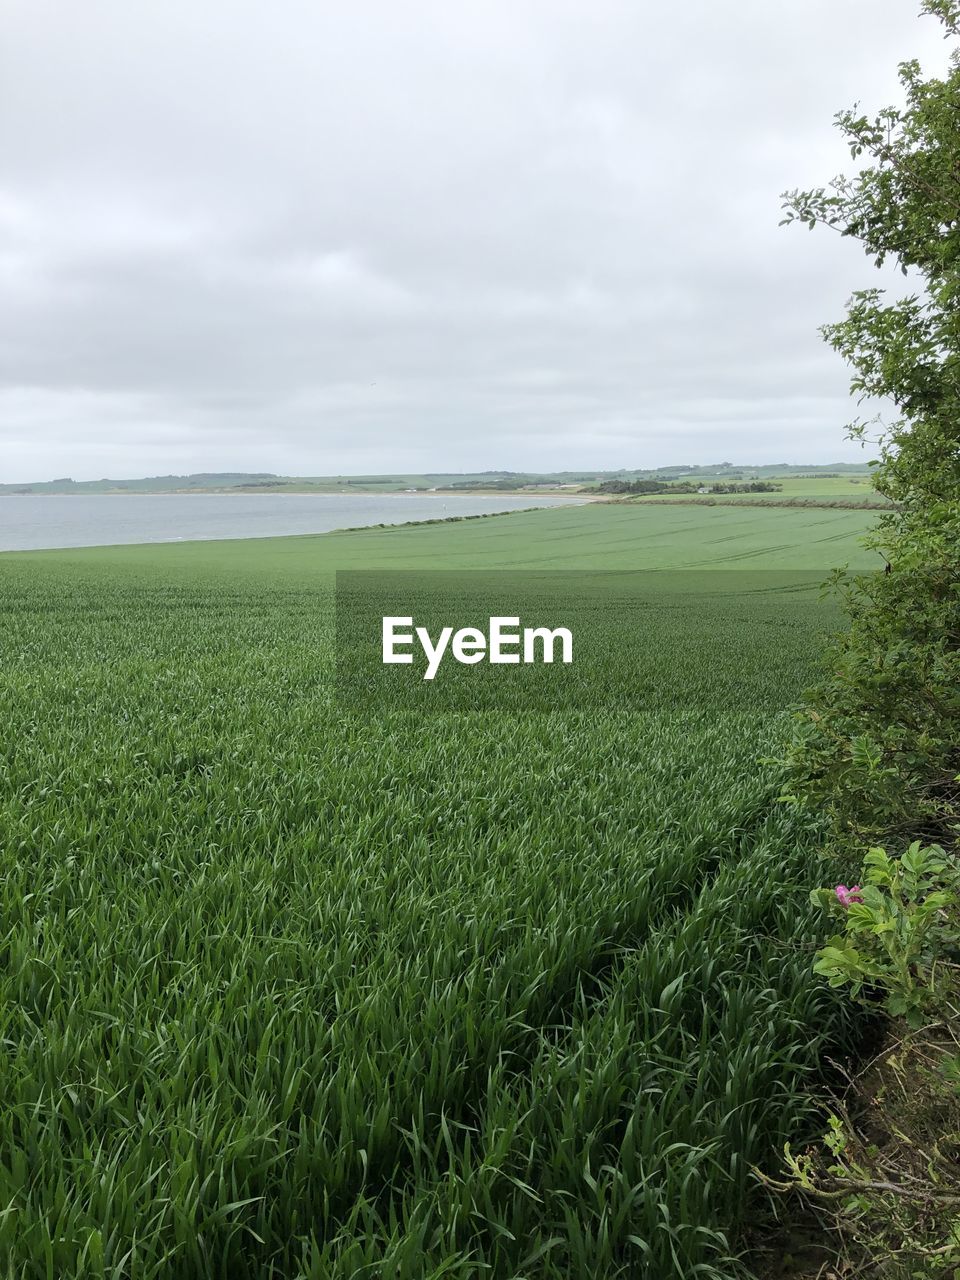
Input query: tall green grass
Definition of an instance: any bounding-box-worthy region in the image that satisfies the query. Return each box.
[0,548,857,1278]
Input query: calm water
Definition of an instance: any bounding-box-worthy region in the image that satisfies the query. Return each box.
[0,493,582,552]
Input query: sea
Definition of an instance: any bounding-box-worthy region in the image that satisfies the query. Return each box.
[0,492,583,552]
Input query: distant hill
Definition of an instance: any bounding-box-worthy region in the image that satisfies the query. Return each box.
[0,463,876,496]
[0,473,281,495]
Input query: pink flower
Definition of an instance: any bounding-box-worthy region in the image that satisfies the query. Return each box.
[835,884,863,909]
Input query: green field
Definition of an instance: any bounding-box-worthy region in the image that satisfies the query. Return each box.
[0,503,876,1278]
[633,475,882,505]
[11,500,879,575]
[758,475,876,499]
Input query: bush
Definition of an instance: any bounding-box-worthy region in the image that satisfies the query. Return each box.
[766,844,960,1276]
[810,842,959,1027]
[781,0,960,846]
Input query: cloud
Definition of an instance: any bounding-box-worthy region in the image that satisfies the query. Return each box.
[0,0,950,480]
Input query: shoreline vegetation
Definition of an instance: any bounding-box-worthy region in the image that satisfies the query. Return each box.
[0,462,876,499]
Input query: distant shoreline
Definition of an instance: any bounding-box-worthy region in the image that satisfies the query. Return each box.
[0,464,877,501]
[0,488,594,501]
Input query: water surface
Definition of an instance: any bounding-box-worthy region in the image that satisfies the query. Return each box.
[0,492,582,552]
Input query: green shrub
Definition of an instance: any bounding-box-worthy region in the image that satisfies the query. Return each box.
[810,842,959,1026]
[782,0,960,845]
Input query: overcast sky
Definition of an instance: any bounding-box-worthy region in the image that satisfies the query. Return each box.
[0,1,950,481]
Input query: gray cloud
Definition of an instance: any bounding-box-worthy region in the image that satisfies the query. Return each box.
[0,0,950,480]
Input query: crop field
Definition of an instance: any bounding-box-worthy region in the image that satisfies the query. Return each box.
[22,498,878,576]
[0,504,875,1278]
[636,475,882,505]
[757,474,876,499]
